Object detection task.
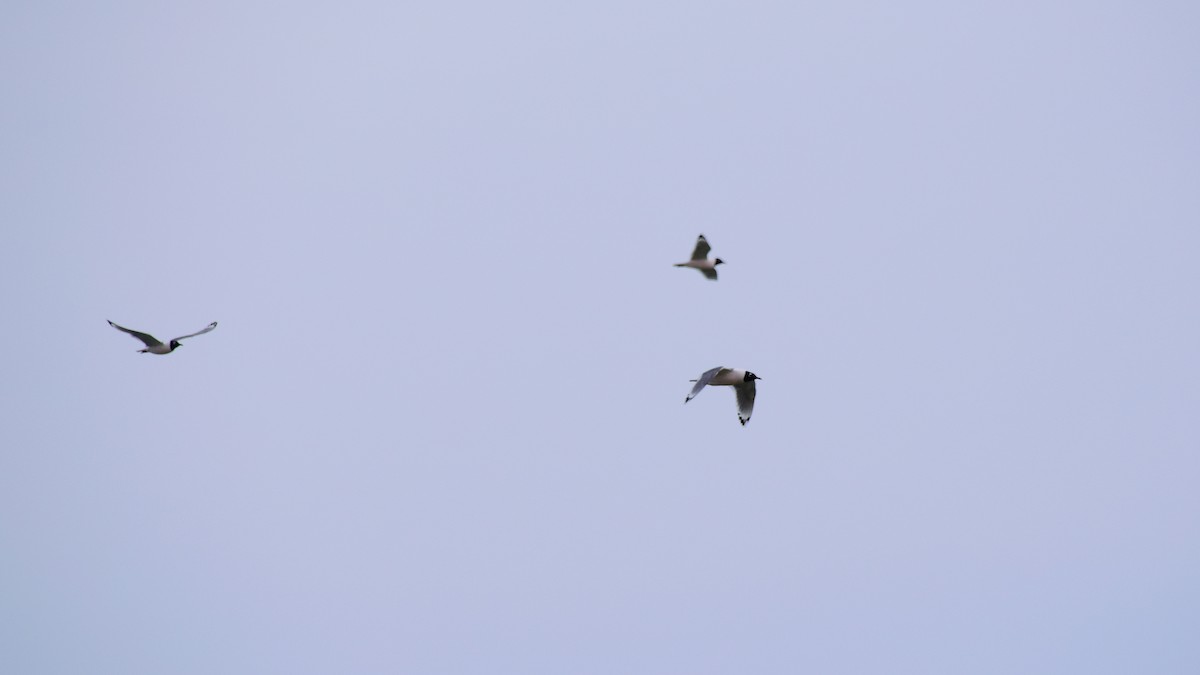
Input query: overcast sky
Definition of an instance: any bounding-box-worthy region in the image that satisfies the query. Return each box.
[2,1,1198,673]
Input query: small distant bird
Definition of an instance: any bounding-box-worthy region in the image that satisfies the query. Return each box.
[107,320,218,355]
[674,234,725,280]
[685,367,762,426]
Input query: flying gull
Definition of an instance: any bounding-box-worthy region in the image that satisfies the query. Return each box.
[685,367,761,426]
[107,320,218,355]
[674,234,725,280]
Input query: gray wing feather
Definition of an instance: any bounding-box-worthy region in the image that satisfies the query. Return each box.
[685,367,727,403]
[173,322,218,341]
[108,320,162,348]
[690,235,712,261]
[701,267,718,280]
[734,381,757,425]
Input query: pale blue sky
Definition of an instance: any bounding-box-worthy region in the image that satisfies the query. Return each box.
[2,2,1198,673]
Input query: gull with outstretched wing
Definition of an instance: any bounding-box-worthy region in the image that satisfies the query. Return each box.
[685,366,761,426]
[674,234,725,280]
[108,320,218,355]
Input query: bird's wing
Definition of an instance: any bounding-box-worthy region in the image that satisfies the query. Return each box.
[173,322,218,341]
[108,320,162,348]
[685,367,728,403]
[734,380,757,426]
[701,267,718,280]
[690,235,712,261]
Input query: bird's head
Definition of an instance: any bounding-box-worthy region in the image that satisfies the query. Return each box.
[170,339,182,350]
[744,371,761,382]
[714,258,725,266]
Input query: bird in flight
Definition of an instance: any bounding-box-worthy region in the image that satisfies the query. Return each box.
[685,367,762,426]
[674,234,725,280]
[107,320,218,355]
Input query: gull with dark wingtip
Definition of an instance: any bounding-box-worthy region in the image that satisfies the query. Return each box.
[684,367,761,426]
[107,320,218,355]
[674,234,725,280]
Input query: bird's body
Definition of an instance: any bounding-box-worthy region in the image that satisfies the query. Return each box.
[107,320,218,355]
[140,342,177,355]
[685,366,761,426]
[674,234,724,280]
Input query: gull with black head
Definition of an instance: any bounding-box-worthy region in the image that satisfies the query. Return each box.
[684,367,762,426]
[107,320,218,355]
[674,234,725,280]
